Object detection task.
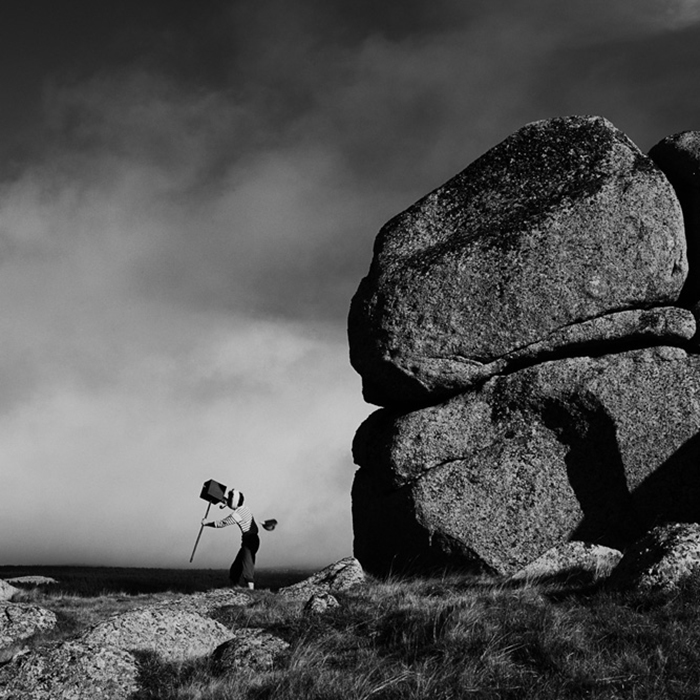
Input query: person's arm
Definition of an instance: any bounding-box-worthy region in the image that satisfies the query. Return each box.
[202,514,236,528]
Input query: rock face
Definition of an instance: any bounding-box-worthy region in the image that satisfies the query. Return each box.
[349,115,687,408]
[279,557,365,601]
[608,523,700,592]
[649,132,700,308]
[0,603,57,649]
[353,347,700,576]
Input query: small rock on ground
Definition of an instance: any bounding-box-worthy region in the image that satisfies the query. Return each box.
[0,603,57,649]
[84,606,235,663]
[279,557,365,602]
[510,542,623,583]
[0,580,19,602]
[152,588,251,615]
[303,593,340,615]
[4,577,59,586]
[213,628,290,673]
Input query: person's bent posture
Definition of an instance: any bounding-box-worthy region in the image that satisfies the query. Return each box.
[202,489,259,589]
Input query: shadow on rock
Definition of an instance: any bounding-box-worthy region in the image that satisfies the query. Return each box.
[629,431,700,530]
[543,396,643,549]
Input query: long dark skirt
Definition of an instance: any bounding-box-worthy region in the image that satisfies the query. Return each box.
[229,531,260,587]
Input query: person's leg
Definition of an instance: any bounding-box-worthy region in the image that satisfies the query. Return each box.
[229,548,245,587]
[240,545,255,588]
[240,533,260,588]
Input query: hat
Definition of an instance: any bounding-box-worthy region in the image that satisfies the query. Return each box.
[226,489,244,509]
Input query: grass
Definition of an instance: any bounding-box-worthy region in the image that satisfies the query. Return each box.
[4,567,700,698]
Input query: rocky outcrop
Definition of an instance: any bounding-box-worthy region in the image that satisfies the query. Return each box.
[0,605,235,699]
[213,628,289,673]
[510,542,622,583]
[608,523,700,592]
[0,640,140,700]
[353,347,700,576]
[349,116,687,408]
[649,132,700,309]
[348,114,700,579]
[83,607,234,663]
[279,557,365,602]
[0,603,57,650]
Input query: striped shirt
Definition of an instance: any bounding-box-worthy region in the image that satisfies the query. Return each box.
[211,505,255,534]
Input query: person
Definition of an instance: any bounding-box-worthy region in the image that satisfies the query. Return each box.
[202,488,259,589]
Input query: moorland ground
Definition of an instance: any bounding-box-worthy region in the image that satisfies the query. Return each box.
[3,565,700,699]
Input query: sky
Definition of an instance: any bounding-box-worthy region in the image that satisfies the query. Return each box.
[1,0,700,571]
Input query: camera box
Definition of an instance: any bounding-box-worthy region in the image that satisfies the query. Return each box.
[200,479,228,505]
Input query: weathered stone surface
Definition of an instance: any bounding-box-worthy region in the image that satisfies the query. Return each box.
[0,603,57,649]
[213,628,289,673]
[608,523,700,592]
[0,580,19,601]
[510,542,622,582]
[279,557,365,601]
[0,605,238,698]
[0,640,140,700]
[649,132,700,308]
[303,593,340,615]
[362,306,693,396]
[352,347,700,577]
[152,588,251,616]
[478,306,693,379]
[349,115,687,407]
[84,607,234,663]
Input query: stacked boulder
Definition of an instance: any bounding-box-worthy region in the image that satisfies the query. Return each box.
[348,116,700,577]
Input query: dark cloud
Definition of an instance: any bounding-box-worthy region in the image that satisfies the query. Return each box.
[531,22,700,148]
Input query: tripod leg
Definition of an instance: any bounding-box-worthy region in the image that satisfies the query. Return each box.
[189,502,212,563]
